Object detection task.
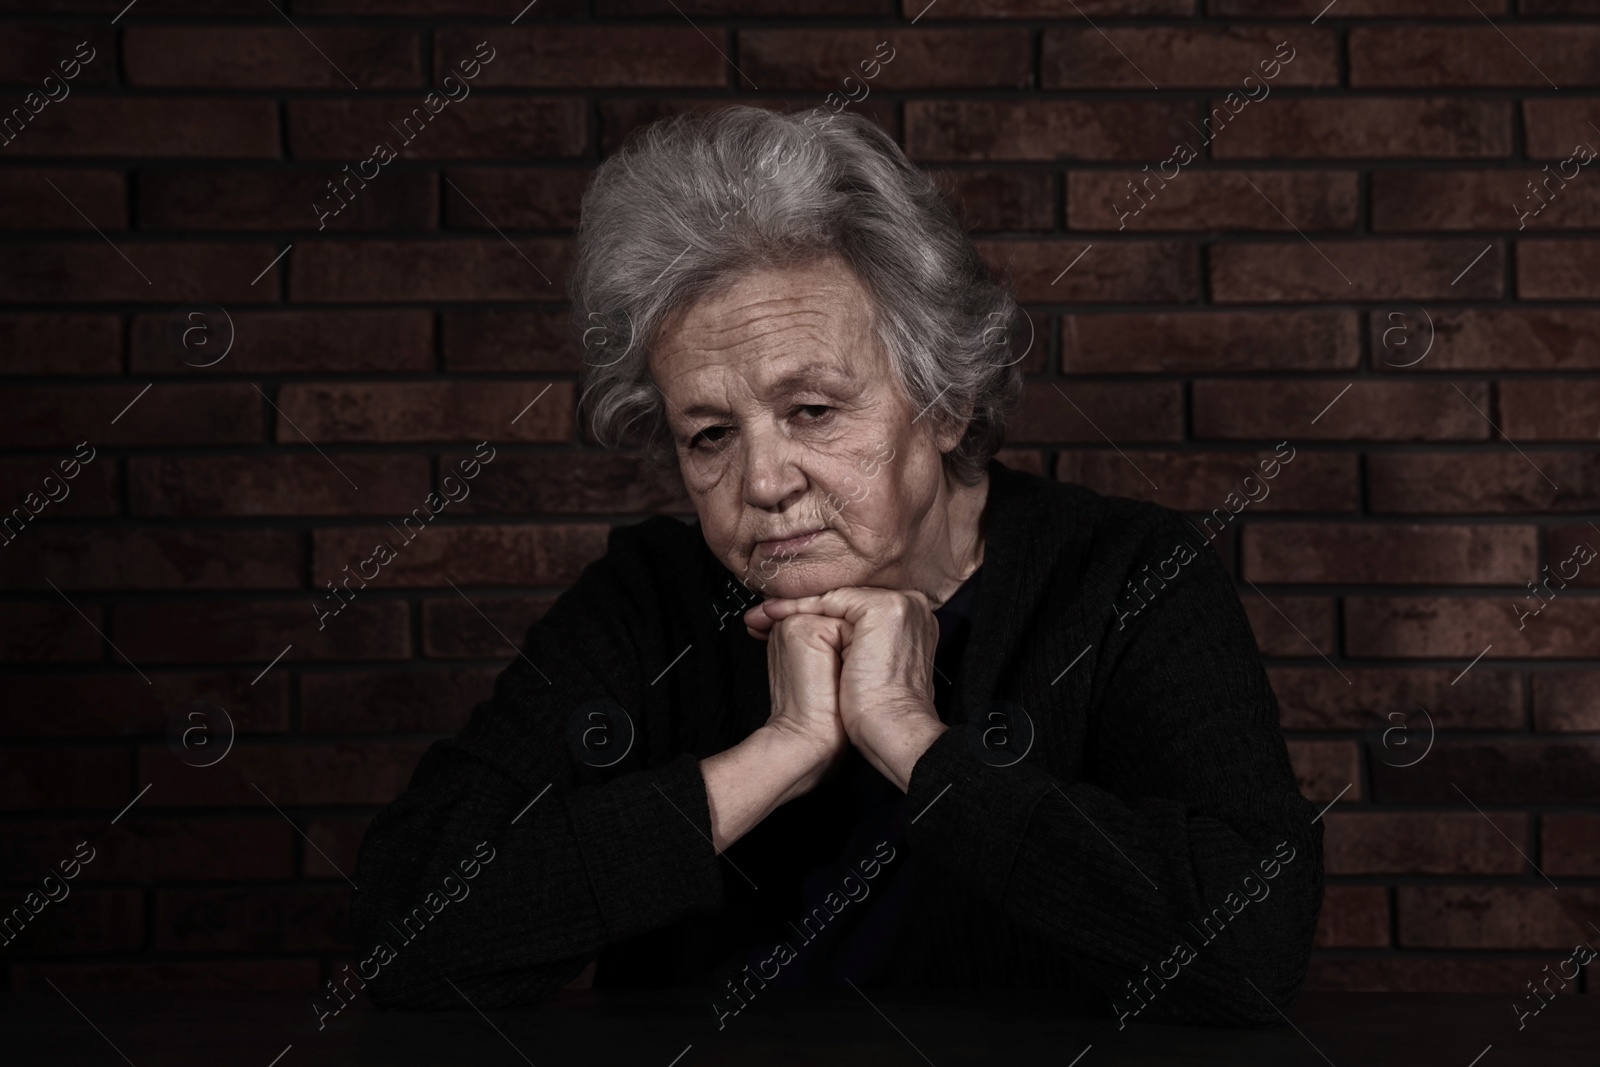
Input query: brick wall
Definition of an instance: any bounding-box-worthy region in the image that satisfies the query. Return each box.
[2,0,1597,999]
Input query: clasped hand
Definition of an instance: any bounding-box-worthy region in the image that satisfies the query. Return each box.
[743,587,949,793]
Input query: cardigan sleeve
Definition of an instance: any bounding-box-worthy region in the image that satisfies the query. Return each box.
[347,521,726,1010]
[903,509,1323,1027]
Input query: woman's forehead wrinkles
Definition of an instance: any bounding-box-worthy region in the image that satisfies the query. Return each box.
[671,356,861,422]
[681,301,848,357]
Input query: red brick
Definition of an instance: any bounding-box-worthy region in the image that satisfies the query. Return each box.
[443,167,589,230]
[1212,98,1512,159]
[154,887,350,951]
[599,96,898,156]
[1370,309,1600,371]
[289,240,568,302]
[313,523,609,587]
[288,98,586,160]
[1210,240,1504,302]
[1305,957,1550,994]
[1243,523,1537,585]
[1541,814,1600,876]
[1523,99,1600,158]
[440,28,725,88]
[301,667,496,732]
[0,747,127,810]
[0,602,104,662]
[1399,886,1600,949]
[1314,886,1389,948]
[0,242,285,303]
[0,889,145,953]
[442,309,581,373]
[1501,381,1600,440]
[304,817,372,879]
[1007,381,1183,443]
[1269,667,1523,731]
[905,100,1202,162]
[1368,452,1600,513]
[113,599,410,663]
[1347,596,1600,660]
[974,240,1197,302]
[11,960,319,992]
[3,818,292,882]
[1324,812,1528,875]
[920,0,1193,12]
[125,28,421,89]
[0,314,119,374]
[1533,672,1600,731]
[1058,449,1357,512]
[1068,169,1358,233]
[1065,311,1358,372]
[274,382,572,443]
[1519,240,1600,299]
[131,309,434,375]
[995,448,1048,478]
[139,741,432,807]
[741,30,1030,90]
[1370,741,1600,804]
[0,528,301,590]
[1373,169,1600,232]
[1242,594,1335,657]
[1192,380,1490,441]
[1,671,289,738]
[0,169,124,230]
[932,169,1056,233]
[421,594,558,658]
[1547,529,1600,593]
[0,455,118,516]
[1220,0,1508,9]
[0,0,270,10]
[450,451,691,515]
[1351,27,1600,88]
[0,384,263,447]
[138,169,436,233]
[599,0,888,10]
[0,26,114,86]
[1286,739,1360,803]
[1044,27,1336,90]
[301,0,582,11]
[0,100,277,158]
[130,453,432,517]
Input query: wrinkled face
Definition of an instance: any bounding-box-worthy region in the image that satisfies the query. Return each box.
[649,257,960,599]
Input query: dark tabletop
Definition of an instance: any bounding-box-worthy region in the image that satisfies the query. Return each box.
[2,989,1594,1066]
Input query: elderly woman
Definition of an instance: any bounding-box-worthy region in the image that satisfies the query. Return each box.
[348,105,1322,1029]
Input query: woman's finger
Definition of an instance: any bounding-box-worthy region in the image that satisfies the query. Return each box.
[742,600,778,633]
[752,593,836,623]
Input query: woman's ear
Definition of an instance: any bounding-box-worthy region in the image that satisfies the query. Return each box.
[928,399,974,456]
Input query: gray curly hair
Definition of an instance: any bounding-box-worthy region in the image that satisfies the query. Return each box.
[567,104,1025,486]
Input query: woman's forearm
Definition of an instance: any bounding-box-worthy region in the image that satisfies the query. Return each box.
[700,723,830,853]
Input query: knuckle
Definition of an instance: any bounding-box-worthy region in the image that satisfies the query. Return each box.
[775,613,816,639]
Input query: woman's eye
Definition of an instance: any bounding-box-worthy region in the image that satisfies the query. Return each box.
[689,426,729,451]
[688,408,828,450]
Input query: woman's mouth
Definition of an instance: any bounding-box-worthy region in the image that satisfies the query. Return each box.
[755,527,826,557]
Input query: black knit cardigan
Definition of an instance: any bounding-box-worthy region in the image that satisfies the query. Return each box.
[347,457,1324,1027]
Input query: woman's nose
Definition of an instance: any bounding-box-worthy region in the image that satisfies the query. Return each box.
[741,425,806,510]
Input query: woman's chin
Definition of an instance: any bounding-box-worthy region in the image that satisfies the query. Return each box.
[747,560,854,600]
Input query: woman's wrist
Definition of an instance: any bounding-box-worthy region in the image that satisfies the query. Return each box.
[751,720,837,801]
[699,723,835,853]
[866,713,948,794]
